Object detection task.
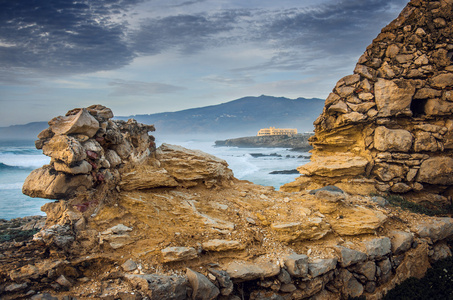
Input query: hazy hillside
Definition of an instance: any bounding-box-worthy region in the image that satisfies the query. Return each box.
[0,95,324,140]
[0,122,49,141]
[120,95,324,137]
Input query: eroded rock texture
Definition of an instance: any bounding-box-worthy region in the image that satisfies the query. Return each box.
[282,0,453,209]
[3,1,453,299]
[24,105,156,200]
[2,105,453,300]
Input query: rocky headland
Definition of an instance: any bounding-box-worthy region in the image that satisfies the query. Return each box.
[215,134,313,151]
[2,1,453,299]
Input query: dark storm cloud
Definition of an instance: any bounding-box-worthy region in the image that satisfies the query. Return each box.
[0,0,409,80]
[262,0,408,54]
[131,10,251,55]
[131,0,408,71]
[0,0,142,75]
[233,0,409,72]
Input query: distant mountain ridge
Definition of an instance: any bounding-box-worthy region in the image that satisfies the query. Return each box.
[119,95,324,137]
[0,95,324,140]
[0,122,49,141]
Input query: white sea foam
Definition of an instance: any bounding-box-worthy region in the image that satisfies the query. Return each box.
[0,153,50,168]
[0,137,310,219]
[0,182,23,190]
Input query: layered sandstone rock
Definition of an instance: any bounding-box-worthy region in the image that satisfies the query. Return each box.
[282,0,453,209]
[3,2,453,298]
[2,103,453,299]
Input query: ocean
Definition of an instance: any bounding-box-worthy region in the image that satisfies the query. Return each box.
[0,138,310,220]
[0,140,52,220]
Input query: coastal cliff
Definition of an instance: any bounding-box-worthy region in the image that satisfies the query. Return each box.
[2,1,453,299]
[215,133,313,151]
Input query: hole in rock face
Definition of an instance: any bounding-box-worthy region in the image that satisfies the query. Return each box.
[410,98,428,117]
[448,51,453,62]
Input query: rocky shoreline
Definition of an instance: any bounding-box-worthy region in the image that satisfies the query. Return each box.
[2,1,453,299]
[214,133,313,151]
[0,103,451,300]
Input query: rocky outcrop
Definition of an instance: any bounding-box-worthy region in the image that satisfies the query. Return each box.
[2,103,453,299]
[23,105,235,205]
[24,105,156,200]
[215,133,313,150]
[281,0,453,209]
[3,2,453,297]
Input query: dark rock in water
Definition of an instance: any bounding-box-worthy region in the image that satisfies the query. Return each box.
[269,169,299,175]
[250,153,282,158]
[215,133,313,150]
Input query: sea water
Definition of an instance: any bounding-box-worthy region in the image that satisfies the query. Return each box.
[0,138,310,220]
[161,137,310,190]
[0,140,51,220]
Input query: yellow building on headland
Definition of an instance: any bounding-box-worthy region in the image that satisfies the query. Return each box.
[257,127,297,136]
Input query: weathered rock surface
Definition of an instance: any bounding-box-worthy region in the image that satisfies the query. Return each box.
[202,239,245,252]
[389,230,414,255]
[125,273,188,300]
[157,143,234,188]
[161,247,198,263]
[365,237,392,260]
[284,254,309,277]
[22,165,93,199]
[281,0,453,208]
[298,153,369,177]
[48,108,99,138]
[225,260,280,281]
[308,258,337,277]
[413,217,453,242]
[335,246,367,268]
[5,4,453,296]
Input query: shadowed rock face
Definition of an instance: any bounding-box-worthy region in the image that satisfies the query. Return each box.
[282,0,453,208]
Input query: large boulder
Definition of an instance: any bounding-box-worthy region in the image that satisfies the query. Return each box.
[417,156,453,185]
[298,153,369,177]
[48,108,100,138]
[22,165,93,199]
[42,135,86,165]
[374,127,413,152]
[157,143,234,187]
[119,164,179,190]
[374,78,415,117]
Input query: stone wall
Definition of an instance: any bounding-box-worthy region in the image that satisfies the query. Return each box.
[282,0,453,208]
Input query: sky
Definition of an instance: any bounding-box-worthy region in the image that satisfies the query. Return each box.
[0,0,409,126]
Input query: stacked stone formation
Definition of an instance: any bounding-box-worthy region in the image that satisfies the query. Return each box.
[23,105,156,199]
[291,0,453,205]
